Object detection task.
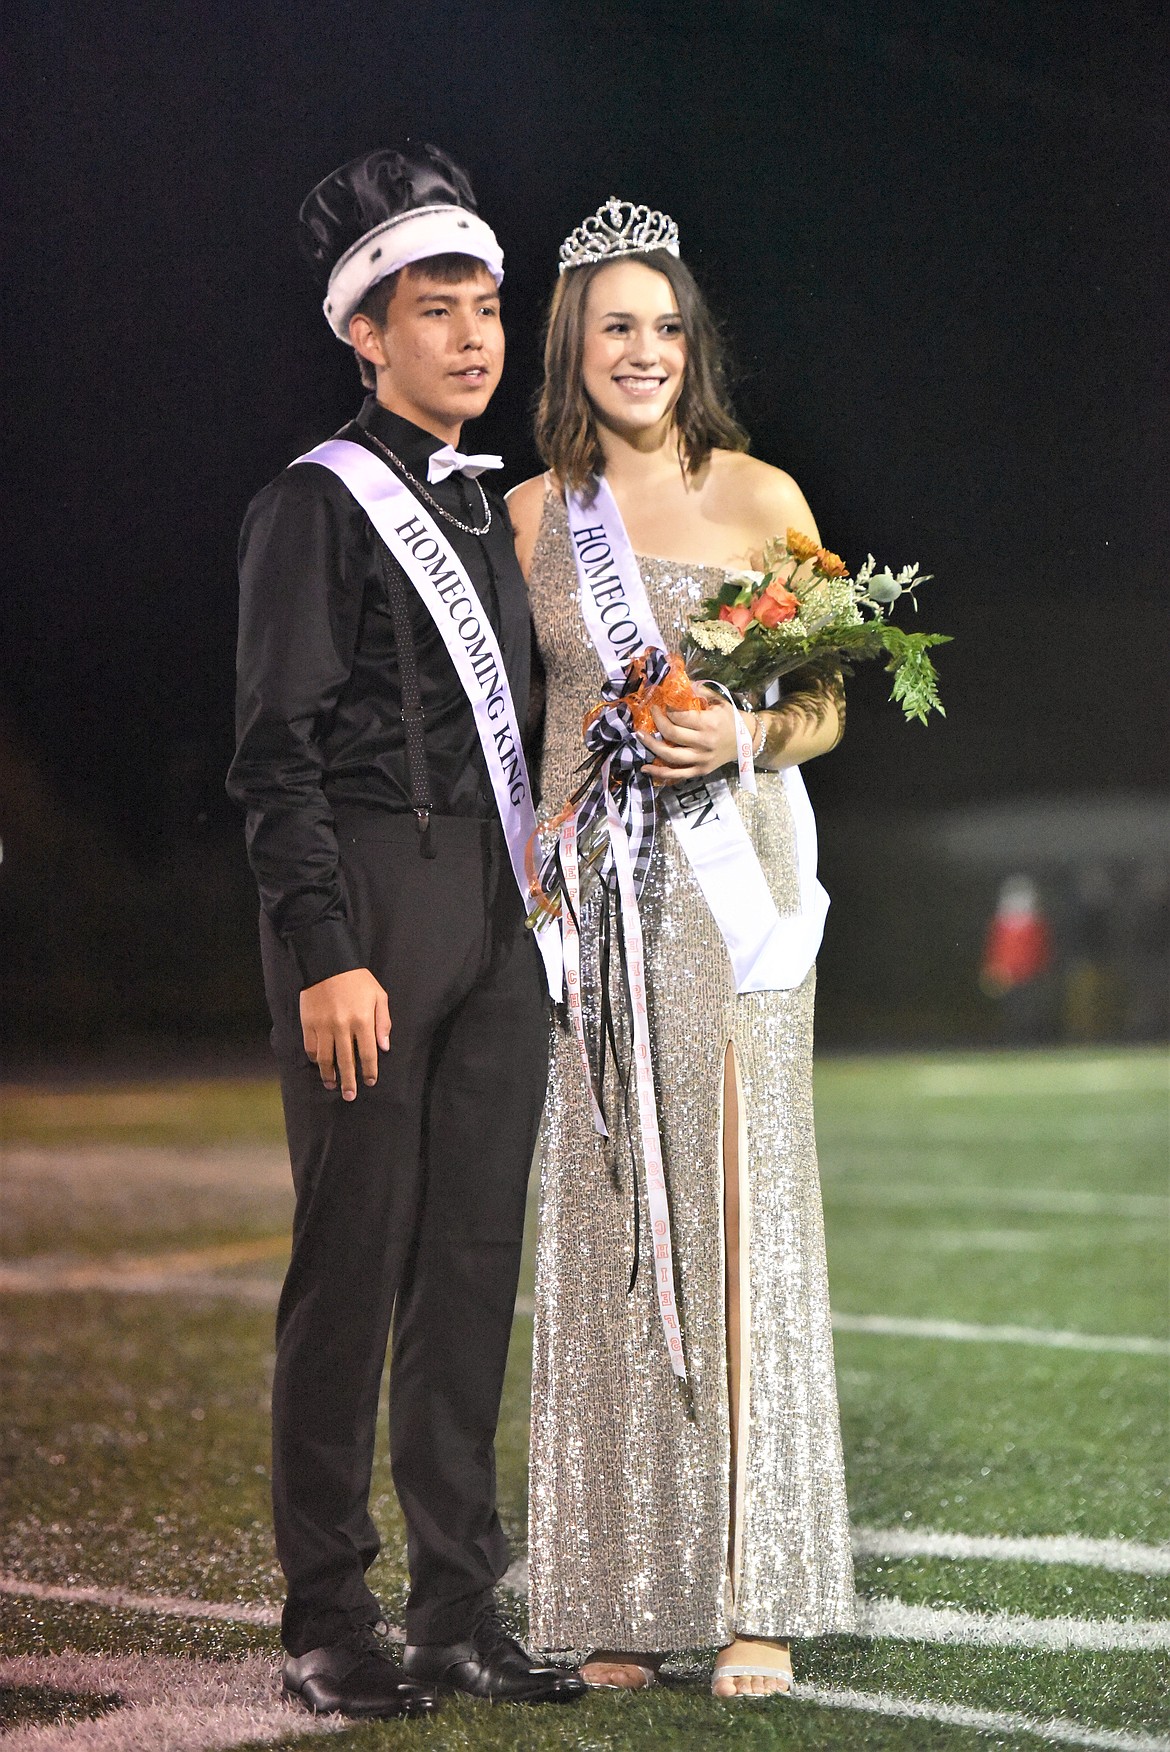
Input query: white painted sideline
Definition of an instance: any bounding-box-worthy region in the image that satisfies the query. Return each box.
[854,1528,1170,1575]
[832,1314,1170,1356]
[802,1687,1170,1752]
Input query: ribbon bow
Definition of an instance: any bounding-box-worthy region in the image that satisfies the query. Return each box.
[535,647,670,907]
[427,443,505,484]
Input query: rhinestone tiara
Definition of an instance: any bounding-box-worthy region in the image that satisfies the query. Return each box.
[558,197,680,275]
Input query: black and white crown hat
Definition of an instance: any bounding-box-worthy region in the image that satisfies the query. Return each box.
[298,143,504,343]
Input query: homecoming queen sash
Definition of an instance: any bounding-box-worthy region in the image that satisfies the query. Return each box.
[567,477,829,992]
[293,438,562,998]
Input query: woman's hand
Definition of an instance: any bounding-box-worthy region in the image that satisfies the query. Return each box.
[639,688,745,785]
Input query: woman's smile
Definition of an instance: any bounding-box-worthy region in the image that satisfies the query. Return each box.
[612,371,669,398]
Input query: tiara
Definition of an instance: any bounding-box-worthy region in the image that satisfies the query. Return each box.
[558,197,680,275]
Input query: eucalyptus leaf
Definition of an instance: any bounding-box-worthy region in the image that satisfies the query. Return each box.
[865,573,902,604]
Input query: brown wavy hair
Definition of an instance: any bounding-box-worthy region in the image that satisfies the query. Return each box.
[535,248,748,497]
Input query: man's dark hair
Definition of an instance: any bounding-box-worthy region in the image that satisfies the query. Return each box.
[351,252,494,389]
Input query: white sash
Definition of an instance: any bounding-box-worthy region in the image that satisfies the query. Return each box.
[566,476,829,992]
[294,438,562,997]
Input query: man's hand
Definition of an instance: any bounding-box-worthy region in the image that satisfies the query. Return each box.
[299,969,391,1100]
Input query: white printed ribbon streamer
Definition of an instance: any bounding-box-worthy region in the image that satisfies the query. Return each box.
[559,813,607,1137]
[535,683,662,1275]
[293,438,563,998]
[704,679,757,795]
[603,766,687,1379]
[566,476,829,993]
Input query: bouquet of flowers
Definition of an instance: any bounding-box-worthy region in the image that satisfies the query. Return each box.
[683,526,947,722]
[527,529,949,928]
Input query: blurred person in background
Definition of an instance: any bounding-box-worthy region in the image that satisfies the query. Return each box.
[1061,864,1124,1042]
[980,875,1055,1044]
[1122,862,1169,1041]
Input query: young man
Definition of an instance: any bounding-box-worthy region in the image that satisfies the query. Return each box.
[227,143,577,1720]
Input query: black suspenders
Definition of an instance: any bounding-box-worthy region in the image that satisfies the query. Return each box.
[379,549,437,859]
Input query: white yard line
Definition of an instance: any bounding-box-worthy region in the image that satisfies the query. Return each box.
[0,1572,414,1641]
[9,1570,1167,1654]
[485,1303,1170,1357]
[0,1238,287,1296]
[0,1651,338,1752]
[832,1314,1170,1355]
[0,1574,282,1628]
[913,1058,1167,1097]
[4,1268,1167,1360]
[858,1597,1170,1651]
[0,1653,1163,1752]
[802,1687,1170,1752]
[4,1580,1167,1752]
[505,1562,1170,1652]
[821,1183,1169,1219]
[0,1263,281,1303]
[854,1528,1170,1575]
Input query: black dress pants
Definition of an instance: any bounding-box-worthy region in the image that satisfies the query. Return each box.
[260,811,549,1655]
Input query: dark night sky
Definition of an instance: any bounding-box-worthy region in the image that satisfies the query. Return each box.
[3,0,1167,866]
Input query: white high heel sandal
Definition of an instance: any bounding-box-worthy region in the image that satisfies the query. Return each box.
[711,1649,794,1698]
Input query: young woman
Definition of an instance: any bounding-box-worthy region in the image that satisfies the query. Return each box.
[508,204,856,1698]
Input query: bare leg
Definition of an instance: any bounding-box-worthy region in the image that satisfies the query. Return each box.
[712,1041,793,1699]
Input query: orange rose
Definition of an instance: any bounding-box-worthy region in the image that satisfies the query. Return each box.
[786,528,820,562]
[719,602,755,632]
[752,580,799,627]
[816,547,849,579]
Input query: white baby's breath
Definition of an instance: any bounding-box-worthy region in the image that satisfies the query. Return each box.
[687,616,745,653]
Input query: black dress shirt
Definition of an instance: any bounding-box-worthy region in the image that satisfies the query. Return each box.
[227,399,532,988]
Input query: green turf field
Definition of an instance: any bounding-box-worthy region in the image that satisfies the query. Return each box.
[1,1048,1167,1749]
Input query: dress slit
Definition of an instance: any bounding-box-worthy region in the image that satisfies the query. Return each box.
[718,1038,753,1612]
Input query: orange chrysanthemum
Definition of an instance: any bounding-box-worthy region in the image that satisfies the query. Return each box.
[786,528,820,562]
[816,547,849,579]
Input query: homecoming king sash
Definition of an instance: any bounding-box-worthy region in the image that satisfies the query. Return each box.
[293,438,562,998]
[566,476,829,992]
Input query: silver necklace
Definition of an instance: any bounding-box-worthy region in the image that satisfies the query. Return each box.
[362,428,492,537]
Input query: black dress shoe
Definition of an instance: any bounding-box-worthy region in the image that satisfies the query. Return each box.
[402,1609,585,1704]
[282,1620,438,1718]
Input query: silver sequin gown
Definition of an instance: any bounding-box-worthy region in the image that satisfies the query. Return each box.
[526,484,856,1651]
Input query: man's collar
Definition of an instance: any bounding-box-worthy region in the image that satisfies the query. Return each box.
[357,397,451,471]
